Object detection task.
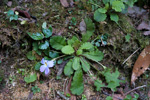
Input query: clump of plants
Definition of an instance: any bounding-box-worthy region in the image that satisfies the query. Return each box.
[85,0,137,23]
[25,17,124,96]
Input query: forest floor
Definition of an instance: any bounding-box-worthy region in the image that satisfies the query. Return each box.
[0,0,150,100]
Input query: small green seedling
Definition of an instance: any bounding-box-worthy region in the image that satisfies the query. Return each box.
[32,86,41,94]
[6,10,18,22]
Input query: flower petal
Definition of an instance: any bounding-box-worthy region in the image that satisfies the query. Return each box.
[41,58,45,64]
[40,65,47,72]
[45,67,50,75]
[47,60,54,68]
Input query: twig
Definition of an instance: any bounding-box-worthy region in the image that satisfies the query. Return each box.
[57,91,69,100]
[124,85,147,96]
[122,47,140,65]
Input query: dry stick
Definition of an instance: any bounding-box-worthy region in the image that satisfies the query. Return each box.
[122,47,140,65]
[124,85,147,96]
[57,91,69,100]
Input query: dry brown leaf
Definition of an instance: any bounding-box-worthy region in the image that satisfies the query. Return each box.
[7,1,12,7]
[79,19,86,34]
[60,0,69,7]
[131,45,150,84]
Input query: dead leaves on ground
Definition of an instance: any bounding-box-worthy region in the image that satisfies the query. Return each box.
[128,6,150,35]
[60,0,74,7]
[131,45,150,84]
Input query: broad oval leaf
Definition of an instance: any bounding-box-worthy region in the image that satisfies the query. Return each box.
[110,13,119,23]
[50,36,66,50]
[72,57,81,70]
[112,1,125,12]
[49,51,59,58]
[34,62,41,70]
[84,17,95,32]
[24,73,37,83]
[61,45,75,55]
[80,57,90,72]
[64,59,74,76]
[82,31,93,42]
[82,50,104,62]
[98,8,107,13]
[39,41,49,50]
[27,32,44,40]
[79,42,93,50]
[94,10,107,22]
[70,69,84,95]
[26,51,36,60]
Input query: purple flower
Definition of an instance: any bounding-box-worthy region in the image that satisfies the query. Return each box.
[40,58,54,75]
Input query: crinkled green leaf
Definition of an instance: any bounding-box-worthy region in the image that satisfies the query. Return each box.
[26,51,36,60]
[84,17,95,32]
[49,51,59,58]
[82,31,93,42]
[70,69,84,95]
[112,1,125,12]
[79,42,93,50]
[64,59,74,76]
[110,13,119,23]
[82,50,104,62]
[27,32,44,40]
[7,10,14,17]
[80,57,90,72]
[34,62,41,70]
[39,41,49,50]
[42,29,52,38]
[94,79,105,91]
[10,15,18,21]
[42,22,52,38]
[61,45,75,55]
[124,0,137,7]
[68,36,79,46]
[72,57,80,70]
[24,73,37,83]
[102,0,110,4]
[76,49,83,55]
[50,36,66,50]
[102,68,121,91]
[98,8,107,13]
[94,10,107,22]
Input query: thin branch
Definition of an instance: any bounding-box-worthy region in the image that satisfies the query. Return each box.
[124,85,147,96]
[122,47,140,65]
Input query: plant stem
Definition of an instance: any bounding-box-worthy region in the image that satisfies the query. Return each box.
[95,61,106,69]
[53,55,67,61]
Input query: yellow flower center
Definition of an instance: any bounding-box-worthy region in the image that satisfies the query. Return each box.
[45,62,47,66]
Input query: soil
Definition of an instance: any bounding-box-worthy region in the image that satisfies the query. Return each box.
[0,0,150,100]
